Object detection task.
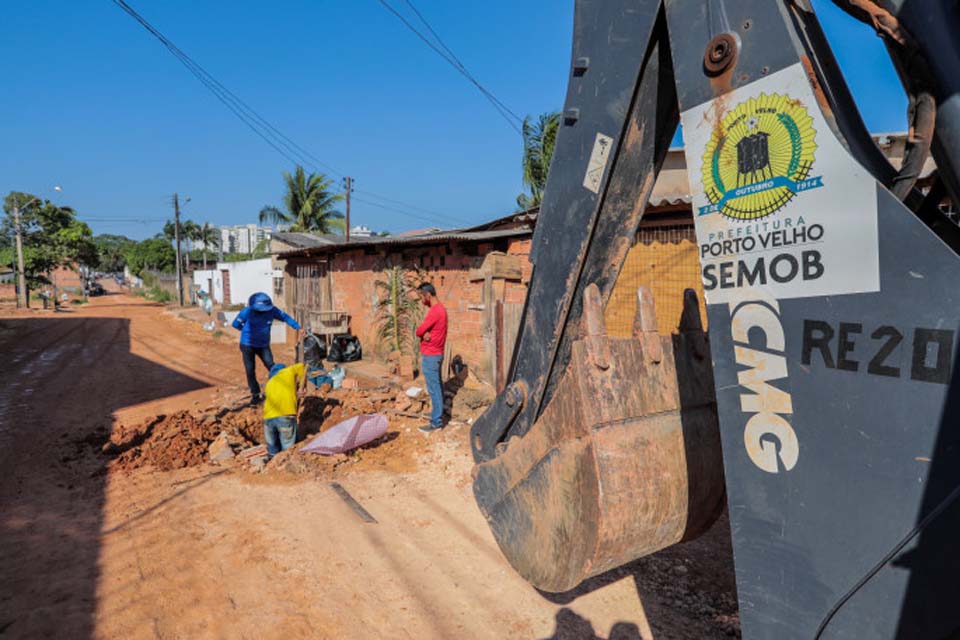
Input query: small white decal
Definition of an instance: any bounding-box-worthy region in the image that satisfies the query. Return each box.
[583,132,614,194]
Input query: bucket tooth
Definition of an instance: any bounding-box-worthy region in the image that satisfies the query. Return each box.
[633,286,663,364]
[582,283,611,370]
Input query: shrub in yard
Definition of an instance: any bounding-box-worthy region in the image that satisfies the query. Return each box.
[373,263,425,357]
[146,286,173,304]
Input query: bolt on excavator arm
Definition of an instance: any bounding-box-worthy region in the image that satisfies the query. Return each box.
[470,1,960,637]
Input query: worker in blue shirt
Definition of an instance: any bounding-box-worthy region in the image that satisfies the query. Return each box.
[232,292,302,405]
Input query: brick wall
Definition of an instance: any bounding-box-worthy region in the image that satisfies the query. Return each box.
[50,266,84,292]
[221,269,231,306]
[292,237,532,382]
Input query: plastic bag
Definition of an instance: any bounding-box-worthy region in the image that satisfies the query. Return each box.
[328,333,362,363]
[302,333,327,368]
[301,414,388,455]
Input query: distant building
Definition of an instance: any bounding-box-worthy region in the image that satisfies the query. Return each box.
[350,225,373,238]
[213,224,273,255]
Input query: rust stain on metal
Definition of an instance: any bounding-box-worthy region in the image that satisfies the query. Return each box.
[472,286,724,593]
[846,0,906,44]
[799,54,835,122]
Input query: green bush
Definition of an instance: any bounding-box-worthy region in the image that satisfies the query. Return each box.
[146,286,173,304]
[141,272,159,288]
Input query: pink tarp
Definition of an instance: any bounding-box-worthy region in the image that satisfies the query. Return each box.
[301,414,389,455]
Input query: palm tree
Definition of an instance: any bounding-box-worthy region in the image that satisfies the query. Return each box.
[197,222,220,270]
[374,264,424,356]
[259,166,346,233]
[182,219,200,259]
[516,111,561,211]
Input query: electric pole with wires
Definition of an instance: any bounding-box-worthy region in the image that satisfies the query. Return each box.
[343,176,353,243]
[173,193,184,306]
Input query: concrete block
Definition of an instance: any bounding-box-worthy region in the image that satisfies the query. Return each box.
[209,432,235,463]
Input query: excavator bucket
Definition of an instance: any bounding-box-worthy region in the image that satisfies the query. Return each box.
[473,286,724,592]
[472,0,960,637]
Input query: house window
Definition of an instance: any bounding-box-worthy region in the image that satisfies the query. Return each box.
[273,276,284,297]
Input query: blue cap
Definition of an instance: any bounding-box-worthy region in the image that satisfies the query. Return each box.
[269,363,287,379]
[249,292,274,312]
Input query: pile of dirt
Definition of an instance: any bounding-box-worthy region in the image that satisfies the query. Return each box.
[105,378,485,478]
[107,406,263,472]
[303,387,398,427]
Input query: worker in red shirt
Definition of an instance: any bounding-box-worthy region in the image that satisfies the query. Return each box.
[415,282,448,432]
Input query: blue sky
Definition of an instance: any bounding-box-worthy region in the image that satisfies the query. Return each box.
[1,1,906,240]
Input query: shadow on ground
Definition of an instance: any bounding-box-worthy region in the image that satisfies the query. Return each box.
[537,510,740,639]
[0,317,209,638]
[540,608,643,640]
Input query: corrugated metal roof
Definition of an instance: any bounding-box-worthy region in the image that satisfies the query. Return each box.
[649,194,692,207]
[272,232,343,249]
[278,226,532,258]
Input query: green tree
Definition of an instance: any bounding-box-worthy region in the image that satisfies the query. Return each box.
[2,192,97,296]
[373,264,425,356]
[516,111,561,210]
[93,234,137,272]
[123,238,176,277]
[259,165,346,233]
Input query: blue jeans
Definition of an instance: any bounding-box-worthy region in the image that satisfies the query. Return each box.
[264,416,297,456]
[422,355,444,428]
[241,344,274,397]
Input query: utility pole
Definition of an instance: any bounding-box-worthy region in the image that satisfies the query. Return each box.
[344,176,352,243]
[13,202,27,309]
[173,193,184,306]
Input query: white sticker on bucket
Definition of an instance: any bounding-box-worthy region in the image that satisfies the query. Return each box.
[583,132,614,194]
[680,63,879,304]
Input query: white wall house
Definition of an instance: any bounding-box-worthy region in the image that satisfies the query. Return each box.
[193,257,287,343]
[192,257,274,305]
[192,268,221,302]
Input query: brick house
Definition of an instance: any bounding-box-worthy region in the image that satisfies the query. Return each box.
[274,212,535,388]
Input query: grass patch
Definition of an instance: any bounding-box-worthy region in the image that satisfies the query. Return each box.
[146,286,173,304]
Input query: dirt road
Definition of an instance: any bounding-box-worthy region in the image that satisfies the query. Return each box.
[0,292,738,639]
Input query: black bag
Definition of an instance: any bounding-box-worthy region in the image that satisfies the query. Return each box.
[302,333,327,368]
[328,333,362,363]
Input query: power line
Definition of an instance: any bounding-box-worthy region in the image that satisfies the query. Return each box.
[400,0,524,127]
[376,0,523,134]
[109,0,339,176]
[402,0,521,126]
[354,189,470,224]
[107,0,485,228]
[351,196,464,228]
[81,218,167,223]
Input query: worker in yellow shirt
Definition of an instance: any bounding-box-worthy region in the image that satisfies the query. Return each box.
[263,362,307,457]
